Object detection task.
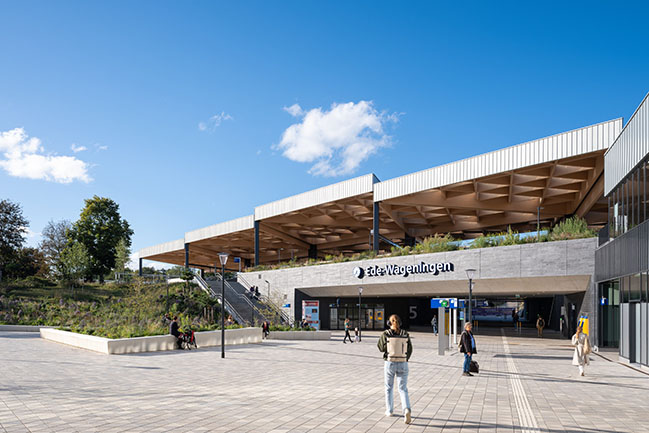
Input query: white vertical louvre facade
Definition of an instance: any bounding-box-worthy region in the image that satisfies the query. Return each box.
[375,119,622,202]
[605,93,649,195]
[138,238,185,259]
[184,215,255,243]
[254,173,379,220]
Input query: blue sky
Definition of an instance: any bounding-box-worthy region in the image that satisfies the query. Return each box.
[1,1,648,266]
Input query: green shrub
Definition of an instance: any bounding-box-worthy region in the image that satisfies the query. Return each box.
[550,216,595,240]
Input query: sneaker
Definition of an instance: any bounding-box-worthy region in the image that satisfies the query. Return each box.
[385,411,393,417]
[462,372,474,377]
[404,409,411,424]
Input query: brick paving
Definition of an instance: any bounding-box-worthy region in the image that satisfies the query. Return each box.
[1,329,648,433]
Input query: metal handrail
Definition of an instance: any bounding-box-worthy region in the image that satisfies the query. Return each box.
[193,276,246,325]
[212,274,269,325]
[237,273,290,324]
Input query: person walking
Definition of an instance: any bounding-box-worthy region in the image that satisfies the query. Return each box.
[536,315,546,338]
[343,317,353,343]
[262,321,270,339]
[377,314,412,424]
[512,309,519,330]
[431,315,438,336]
[459,322,477,376]
[572,325,591,376]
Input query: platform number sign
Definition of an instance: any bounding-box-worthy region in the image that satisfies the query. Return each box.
[409,306,417,319]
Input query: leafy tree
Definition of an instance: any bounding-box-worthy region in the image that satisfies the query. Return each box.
[59,241,90,289]
[0,199,29,282]
[70,196,133,282]
[39,219,72,280]
[4,247,49,280]
[113,238,131,273]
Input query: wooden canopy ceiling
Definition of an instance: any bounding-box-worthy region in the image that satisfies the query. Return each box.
[381,150,607,240]
[144,151,607,267]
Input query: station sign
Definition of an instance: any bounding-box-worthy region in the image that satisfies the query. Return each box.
[430,298,463,309]
[353,261,454,279]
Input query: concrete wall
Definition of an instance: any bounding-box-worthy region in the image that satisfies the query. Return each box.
[0,325,51,332]
[240,238,597,322]
[267,331,331,340]
[41,327,262,355]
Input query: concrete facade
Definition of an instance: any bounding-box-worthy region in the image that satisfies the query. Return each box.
[240,238,596,316]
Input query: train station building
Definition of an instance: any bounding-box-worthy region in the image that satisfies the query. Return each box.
[139,92,649,370]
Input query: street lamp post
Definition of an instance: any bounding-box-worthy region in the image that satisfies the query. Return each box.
[358,287,363,342]
[466,269,476,325]
[218,252,229,359]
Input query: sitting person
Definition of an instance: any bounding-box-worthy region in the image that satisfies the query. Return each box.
[169,315,182,349]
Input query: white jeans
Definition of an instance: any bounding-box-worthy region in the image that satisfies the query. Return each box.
[578,365,585,375]
[384,361,410,414]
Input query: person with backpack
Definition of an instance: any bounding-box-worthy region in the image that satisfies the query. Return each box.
[536,315,545,337]
[343,318,353,343]
[377,314,412,424]
[459,322,477,376]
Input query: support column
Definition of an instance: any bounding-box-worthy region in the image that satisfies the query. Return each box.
[138,258,143,277]
[254,220,260,266]
[200,269,204,279]
[308,244,317,260]
[373,201,380,253]
[184,243,189,269]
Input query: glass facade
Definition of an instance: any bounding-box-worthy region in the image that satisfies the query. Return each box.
[609,158,649,238]
[329,304,385,330]
[599,273,649,365]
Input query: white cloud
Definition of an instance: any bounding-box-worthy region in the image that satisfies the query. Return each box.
[198,112,233,132]
[95,144,108,151]
[0,128,91,183]
[276,101,398,177]
[70,143,87,153]
[283,103,305,117]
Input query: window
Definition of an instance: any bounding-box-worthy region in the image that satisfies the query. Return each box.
[630,273,642,301]
[621,276,629,303]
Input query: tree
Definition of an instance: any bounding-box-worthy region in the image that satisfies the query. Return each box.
[113,238,131,274]
[39,220,72,280]
[59,241,90,288]
[0,199,29,282]
[3,247,49,280]
[69,196,133,282]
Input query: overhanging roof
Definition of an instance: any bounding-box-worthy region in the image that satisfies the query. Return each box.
[375,118,622,202]
[139,118,622,266]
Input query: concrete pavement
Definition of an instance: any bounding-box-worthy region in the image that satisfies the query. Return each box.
[0,329,647,432]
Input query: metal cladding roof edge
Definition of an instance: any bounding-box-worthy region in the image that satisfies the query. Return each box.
[374,118,623,202]
[254,173,378,220]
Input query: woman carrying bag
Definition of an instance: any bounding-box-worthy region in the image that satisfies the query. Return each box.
[572,325,591,376]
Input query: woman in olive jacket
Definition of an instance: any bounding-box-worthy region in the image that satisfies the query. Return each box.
[459,322,477,376]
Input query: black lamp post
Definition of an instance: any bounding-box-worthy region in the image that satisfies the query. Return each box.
[358,286,363,342]
[218,252,229,359]
[466,269,476,325]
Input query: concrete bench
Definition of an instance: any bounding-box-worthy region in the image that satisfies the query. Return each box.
[40,327,262,354]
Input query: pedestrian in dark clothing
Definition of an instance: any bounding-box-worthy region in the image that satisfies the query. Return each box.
[343,318,353,343]
[512,309,519,329]
[262,321,270,339]
[459,322,477,376]
[170,316,182,349]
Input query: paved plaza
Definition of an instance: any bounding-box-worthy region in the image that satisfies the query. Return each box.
[1,329,648,433]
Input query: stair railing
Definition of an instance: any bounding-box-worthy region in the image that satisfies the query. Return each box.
[214,274,268,324]
[193,275,246,326]
[237,273,291,325]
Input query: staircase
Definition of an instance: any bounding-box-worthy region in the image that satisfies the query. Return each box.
[206,275,268,326]
[192,275,247,325]
[236,274,291,326]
